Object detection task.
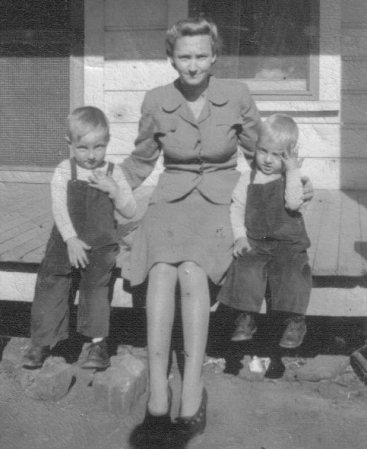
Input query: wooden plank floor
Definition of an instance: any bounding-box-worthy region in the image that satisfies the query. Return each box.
[1,183,367,277]
[304,190,367,276]
[0,183,53,264]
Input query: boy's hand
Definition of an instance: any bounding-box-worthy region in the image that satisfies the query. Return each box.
[281,151,303,172]
[89,171,118,199]
[66,237,91,268]
[233,237,251,257]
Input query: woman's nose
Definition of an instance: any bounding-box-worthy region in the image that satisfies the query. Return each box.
[188,59,198,72]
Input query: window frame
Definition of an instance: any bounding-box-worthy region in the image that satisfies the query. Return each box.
[189,0,320,101]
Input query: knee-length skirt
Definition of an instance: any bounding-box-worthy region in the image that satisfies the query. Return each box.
[129,189,234,286]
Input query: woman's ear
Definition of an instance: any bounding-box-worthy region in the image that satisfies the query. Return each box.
[169,57,176,70]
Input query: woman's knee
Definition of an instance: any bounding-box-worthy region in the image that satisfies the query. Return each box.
[151,262,177,276]
[177,262,209,297]
[178,261,204,277]
[148,263,178,290]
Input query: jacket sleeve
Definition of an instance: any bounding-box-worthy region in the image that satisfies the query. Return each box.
[120,91,161,189]
[238,84,262,161]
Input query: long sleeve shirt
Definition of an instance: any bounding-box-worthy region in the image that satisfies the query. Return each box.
[230,168,304,241]
[51,159,136,242]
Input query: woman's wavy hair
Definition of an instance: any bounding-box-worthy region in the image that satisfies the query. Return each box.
[165,17,222,57]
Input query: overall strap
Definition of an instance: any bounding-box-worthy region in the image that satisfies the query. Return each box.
[106,162,114,176]
[70,157,78,181]
[250,168,256,184]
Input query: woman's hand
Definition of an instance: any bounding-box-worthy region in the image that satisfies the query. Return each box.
[233,237,251,257]
[66,237,91,268]
[301,176,314,203]
[89,171,118,199]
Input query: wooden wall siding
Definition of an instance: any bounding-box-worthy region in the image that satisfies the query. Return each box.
[105,61,176,92]
[105,30,166,60]
[105,91,145,123]
[108,123,138,159]
[342,94,367,125]
[343,59,367,92]
[341,27,367,58]
[339,1,367,188]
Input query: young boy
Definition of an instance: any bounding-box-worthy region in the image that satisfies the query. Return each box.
[218,114,312,349]
[22,106,136,370]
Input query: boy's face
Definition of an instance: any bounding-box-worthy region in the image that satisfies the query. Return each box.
[69,128,109,170]
[256,134,284,175]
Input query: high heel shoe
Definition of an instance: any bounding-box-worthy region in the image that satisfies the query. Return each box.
[129,386,174,449]
[168,387,208,449]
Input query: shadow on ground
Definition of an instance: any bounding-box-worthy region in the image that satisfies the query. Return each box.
[1,300,366,375]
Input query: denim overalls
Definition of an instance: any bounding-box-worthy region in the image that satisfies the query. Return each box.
[31,158,119,347]
[218,175,312,315]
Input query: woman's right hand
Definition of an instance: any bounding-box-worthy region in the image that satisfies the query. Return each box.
[233,237,251,257]
[66,237,91,268]
[301,176,314,204]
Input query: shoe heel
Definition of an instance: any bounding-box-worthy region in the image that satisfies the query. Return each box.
[174,387,208,445]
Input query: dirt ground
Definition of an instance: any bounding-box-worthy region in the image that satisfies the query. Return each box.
[1,303,367,449]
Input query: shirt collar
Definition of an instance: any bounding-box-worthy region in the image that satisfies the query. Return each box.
[161,76,229,113]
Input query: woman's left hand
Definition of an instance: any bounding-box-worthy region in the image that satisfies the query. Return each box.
[301,176,314,204]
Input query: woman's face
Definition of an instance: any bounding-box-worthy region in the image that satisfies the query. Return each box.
[170,35,216,89]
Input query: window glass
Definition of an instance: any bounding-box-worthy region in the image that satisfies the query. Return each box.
[189,0,319,96]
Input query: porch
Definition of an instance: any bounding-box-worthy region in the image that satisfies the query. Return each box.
[1,181,367,315]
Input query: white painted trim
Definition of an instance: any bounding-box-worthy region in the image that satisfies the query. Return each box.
[84,0,105,108]
[2,270,367,316]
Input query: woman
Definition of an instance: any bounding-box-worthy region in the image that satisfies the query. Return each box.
[122,17,310,449]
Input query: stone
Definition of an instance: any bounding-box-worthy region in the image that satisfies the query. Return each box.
[2,337,30,368]
[20,356,74,401]
[294,355,350,382]
[93,346,148,417]
[238,355,265,382]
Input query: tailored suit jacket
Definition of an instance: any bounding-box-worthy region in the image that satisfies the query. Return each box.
[121,76,262,205]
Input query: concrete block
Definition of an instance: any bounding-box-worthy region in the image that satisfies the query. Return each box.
[93,347,148,417]
[20,357,74,401]
[2,337,31,368]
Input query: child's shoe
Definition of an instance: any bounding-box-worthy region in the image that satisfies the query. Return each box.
[81,340,110,370]
[351,344,367,376]
[231,313,257,342]
[22,344,51,369]
[279,315,307,348]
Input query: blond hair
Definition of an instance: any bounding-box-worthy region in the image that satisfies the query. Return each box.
[260,114,299,156]
[66,106,110,143]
